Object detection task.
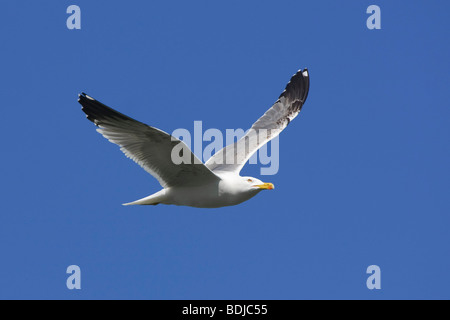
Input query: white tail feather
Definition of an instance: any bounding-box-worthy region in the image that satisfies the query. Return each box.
[122,190,166,206]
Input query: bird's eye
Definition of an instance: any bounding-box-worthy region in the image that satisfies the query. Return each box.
[247,179,253,183]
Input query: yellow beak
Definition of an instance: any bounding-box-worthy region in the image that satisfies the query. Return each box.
[254,183,275,190]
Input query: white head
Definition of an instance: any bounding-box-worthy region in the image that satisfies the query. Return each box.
[240,176,275,192]
[214,174,275,206]
[216,173,275,198]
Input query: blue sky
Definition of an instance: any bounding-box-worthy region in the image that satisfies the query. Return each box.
[0,1,449,299]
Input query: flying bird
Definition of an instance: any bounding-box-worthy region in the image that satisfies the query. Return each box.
[79,69,310,208]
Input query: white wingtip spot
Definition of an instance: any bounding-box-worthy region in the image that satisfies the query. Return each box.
[302,70,309,77]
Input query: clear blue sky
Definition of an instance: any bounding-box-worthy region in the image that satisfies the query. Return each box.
[0,1,449,299]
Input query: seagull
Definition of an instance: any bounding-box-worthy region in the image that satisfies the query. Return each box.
[78,68,310,208]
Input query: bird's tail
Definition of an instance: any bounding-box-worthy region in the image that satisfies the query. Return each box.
[122,190,166,206]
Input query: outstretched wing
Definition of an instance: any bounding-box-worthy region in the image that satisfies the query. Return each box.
[79,93,220,188]
[205,68,310,174]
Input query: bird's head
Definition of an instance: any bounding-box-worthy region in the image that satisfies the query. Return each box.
[241,177,275,192]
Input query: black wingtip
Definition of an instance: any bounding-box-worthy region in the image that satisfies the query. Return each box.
[278,68,310,103]
[78,92,89,103]
[78,92,137,125]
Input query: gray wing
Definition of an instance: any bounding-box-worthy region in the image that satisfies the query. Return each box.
[205,68,309,174]
[79,93,220,188]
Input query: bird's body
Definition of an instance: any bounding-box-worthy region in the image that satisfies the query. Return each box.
[127,174,260,208]
[79,69,309,208]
